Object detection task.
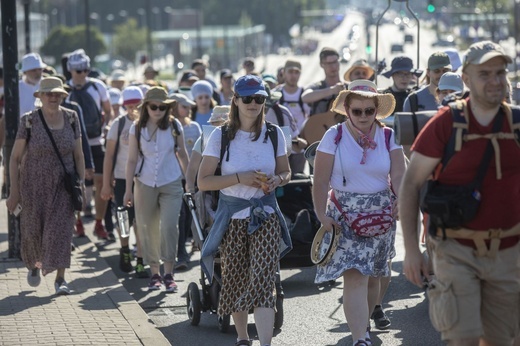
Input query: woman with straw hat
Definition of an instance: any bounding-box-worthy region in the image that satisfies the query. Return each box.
[124,87,189,293]
[7,76,85,296]
[312,80,406,345]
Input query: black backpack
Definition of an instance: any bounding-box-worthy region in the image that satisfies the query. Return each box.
[68,81,103,139]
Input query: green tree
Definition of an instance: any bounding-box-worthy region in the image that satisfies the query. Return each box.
[113,18,148,63]
[40,25,106,66]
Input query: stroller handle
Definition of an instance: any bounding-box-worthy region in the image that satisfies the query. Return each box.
[183,193,196,209]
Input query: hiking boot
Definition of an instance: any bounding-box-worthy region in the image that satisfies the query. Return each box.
[134,263,150,278]
[147,274,162,291]
[371,305,391,330]
[55,278,70,296]
[27,268,41,287]
[75,218,85,237]
[163,274,178,293]
[93,221,108,240]
[119,248,133,273]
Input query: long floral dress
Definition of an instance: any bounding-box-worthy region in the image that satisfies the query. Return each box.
[17,108,79,275]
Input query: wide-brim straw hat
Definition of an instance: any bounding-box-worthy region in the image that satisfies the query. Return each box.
[343,59,375,82]
[304,141,320,168]
[33,76,69,98]
[331,80,396,119]
[142,86,175,105]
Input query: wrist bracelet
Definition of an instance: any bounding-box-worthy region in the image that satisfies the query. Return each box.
[236,173,240,184]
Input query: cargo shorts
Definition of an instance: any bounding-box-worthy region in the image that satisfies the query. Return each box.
[427,237,520,344]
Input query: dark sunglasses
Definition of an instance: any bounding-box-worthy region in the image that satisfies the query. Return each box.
[148,104,167,111]
[350,107,376,117]
[239,95,266,104]
[75,69,89,74]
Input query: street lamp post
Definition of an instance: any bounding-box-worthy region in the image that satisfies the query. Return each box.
[23,0,30,53]
[145,0,153,63]
[85,0,91,55]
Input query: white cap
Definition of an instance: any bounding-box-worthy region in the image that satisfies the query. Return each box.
[108,87,123,105]
[21,53,46,72]
[122,86,143,106]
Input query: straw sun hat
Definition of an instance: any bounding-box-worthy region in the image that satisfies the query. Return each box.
[33,77,69,98]
[331,80,396,119]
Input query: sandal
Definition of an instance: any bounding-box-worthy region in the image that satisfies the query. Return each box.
[235,340,252,346]
[371,304,391,330]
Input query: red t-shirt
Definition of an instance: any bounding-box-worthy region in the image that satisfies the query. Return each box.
[412,100,520,247]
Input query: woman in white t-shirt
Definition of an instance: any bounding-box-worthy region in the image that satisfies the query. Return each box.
[312,80,406,346]
[198,75,292,346]
[101,86,149,277]
[124,87,189,293]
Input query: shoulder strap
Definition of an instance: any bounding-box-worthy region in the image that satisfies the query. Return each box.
[219,124,230,166]
[298,87,305,114]
[25,112,33,143]
[112,116,126,173]
[409,92,419,113]
[507,105,520,148]
[441,100,468,171]
[384,127,392,152]
[170,119,180,149]
[264,121,278,159]
[333,123,342,145]
[272,104,284,126]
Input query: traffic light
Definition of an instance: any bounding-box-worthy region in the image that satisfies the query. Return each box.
[366,45,373,54]
[427,2,436,13]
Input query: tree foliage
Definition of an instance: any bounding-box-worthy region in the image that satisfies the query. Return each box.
[40,25,106,64]
[112,18,147,63]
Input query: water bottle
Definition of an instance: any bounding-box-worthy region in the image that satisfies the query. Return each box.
[117,206,130,238]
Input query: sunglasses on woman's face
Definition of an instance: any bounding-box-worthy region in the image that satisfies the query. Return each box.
[350,107,376,117]
[239,95,266,104]
[148,104,167,111]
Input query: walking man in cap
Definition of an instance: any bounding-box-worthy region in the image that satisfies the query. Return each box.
[403,52,452,112]
[380,56,423,113]
[400,40,520,345]
[274,59,310,173]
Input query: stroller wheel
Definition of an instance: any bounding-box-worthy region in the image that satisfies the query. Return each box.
[274,294,284,329]
[187,282,202,326]
[218,314,230,333]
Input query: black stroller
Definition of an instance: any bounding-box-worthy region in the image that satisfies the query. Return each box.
[184,193,284,332]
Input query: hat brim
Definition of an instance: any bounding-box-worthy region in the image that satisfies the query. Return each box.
[428,63,452,70]
[343,66,375,82]
[466,52,513,67]
[33,88,68,98]
[239,90,268,97]
[382,67,423,78]
[304,141,320,168]
[331,90,396,119]
[139,99,175,107]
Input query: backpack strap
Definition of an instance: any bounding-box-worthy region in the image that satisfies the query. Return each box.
[505,104,520,148]
[272,104,284,127]
[112,115,127,173]
[440,99,468,172]
[333,123,342,145]
[264,121,278,160]
[409,92,419,113]
[383,127,392,152]
[219,124,230,170]
[170,119,180,150]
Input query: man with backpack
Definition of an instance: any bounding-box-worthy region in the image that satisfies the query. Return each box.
[400,41,520,345]
[274,59,310,173]
[403,52,452,113]
[67,49,113,240]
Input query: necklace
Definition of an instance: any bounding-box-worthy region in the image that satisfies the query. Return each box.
[143,125,159,142]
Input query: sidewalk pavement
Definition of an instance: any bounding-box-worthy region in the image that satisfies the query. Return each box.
[0,204,171,346]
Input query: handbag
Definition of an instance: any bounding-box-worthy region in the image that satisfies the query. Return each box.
[38,109,83,211]
[330,190,393,237]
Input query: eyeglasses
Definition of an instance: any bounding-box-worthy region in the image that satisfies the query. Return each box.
[75,69,89,74]
[239,95,266,104]
[148,104,167,111]
[350,107,376,117]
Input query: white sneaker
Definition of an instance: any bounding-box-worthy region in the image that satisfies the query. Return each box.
[55,279,70,296]
[27,268,41,287]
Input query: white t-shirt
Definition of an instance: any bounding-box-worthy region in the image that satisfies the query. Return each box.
[317,123,401,193]
[203,123,287,219]
[19,80,39,118]
[106,115,133,179]
[129,119,184,187]
[279,87,310,133]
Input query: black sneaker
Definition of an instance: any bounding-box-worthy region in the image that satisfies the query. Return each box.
[371,305,391,330]
[107,232,116,242]
[134,263,150,278]
[119,249,133,273]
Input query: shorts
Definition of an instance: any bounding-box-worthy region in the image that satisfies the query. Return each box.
[90,145,105,175]
[114,179,135,226]
[427,237,520,344]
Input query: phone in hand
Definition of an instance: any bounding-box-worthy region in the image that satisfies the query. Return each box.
[13,204,22,217]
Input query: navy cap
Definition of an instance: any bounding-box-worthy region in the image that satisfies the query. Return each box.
[382,56,423,78]
[234,75,268,97]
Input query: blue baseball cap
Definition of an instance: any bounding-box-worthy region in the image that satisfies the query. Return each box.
[234,75,268,97]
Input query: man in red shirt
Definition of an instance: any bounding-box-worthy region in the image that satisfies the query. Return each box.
[400,41,520,345]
